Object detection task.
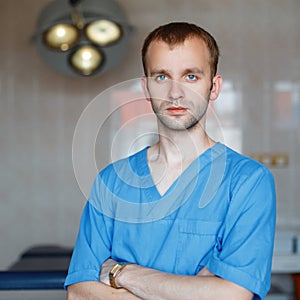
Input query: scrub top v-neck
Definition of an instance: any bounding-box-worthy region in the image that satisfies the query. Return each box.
[143,143,222,199]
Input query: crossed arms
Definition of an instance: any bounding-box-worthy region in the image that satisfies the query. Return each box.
[66,259,253,300]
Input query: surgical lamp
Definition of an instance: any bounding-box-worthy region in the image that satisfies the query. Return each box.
[32,0,132,76]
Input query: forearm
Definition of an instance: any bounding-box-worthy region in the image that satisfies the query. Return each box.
[116,264,253,300]
[66,281,142,300]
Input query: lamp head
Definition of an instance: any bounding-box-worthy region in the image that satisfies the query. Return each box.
[32,0,132,77]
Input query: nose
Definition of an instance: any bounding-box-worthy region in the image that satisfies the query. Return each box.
[168,80,184,103]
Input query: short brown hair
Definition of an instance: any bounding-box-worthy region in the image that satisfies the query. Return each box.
[142,22,220,78]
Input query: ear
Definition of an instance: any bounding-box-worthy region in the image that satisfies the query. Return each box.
[141,76,151,101]
[209,74,223,101]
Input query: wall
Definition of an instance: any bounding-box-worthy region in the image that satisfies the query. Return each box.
[0,0,299,269]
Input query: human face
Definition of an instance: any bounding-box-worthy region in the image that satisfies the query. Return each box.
[142,37,222,131]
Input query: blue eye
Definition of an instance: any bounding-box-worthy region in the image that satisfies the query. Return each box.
[187,74,197,81]
[157,74,167,81]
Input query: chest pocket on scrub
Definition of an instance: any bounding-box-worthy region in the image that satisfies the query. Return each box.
[175,220,222,275]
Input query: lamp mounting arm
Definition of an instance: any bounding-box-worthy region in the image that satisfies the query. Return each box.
[69,0,82,6]
[69,0,85,30]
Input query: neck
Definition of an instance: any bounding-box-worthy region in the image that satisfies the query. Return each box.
[149,123,216,166]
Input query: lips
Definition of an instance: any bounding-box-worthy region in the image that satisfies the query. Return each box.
[166,106,187,115]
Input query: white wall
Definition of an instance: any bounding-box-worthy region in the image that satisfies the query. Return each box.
[0,0,299,269]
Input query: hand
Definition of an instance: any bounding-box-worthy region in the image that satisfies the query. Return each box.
[99,258,118,286]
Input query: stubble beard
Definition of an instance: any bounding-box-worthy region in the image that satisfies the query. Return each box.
[151,99,209,132]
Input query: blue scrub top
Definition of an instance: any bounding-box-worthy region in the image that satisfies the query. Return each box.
[65,143,276,300]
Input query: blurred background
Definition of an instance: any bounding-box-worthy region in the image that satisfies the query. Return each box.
[0,0,299,298]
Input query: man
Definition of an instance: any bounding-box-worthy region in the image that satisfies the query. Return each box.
[65,22,276,300]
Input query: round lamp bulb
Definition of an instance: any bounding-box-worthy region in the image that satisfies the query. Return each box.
[70,45,103,75]
[44,24,79,51]
[85,19,122,46]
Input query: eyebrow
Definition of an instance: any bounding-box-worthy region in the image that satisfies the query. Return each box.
[149,67,205,77]
[149,68,170,77]
[183,68,205,76]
